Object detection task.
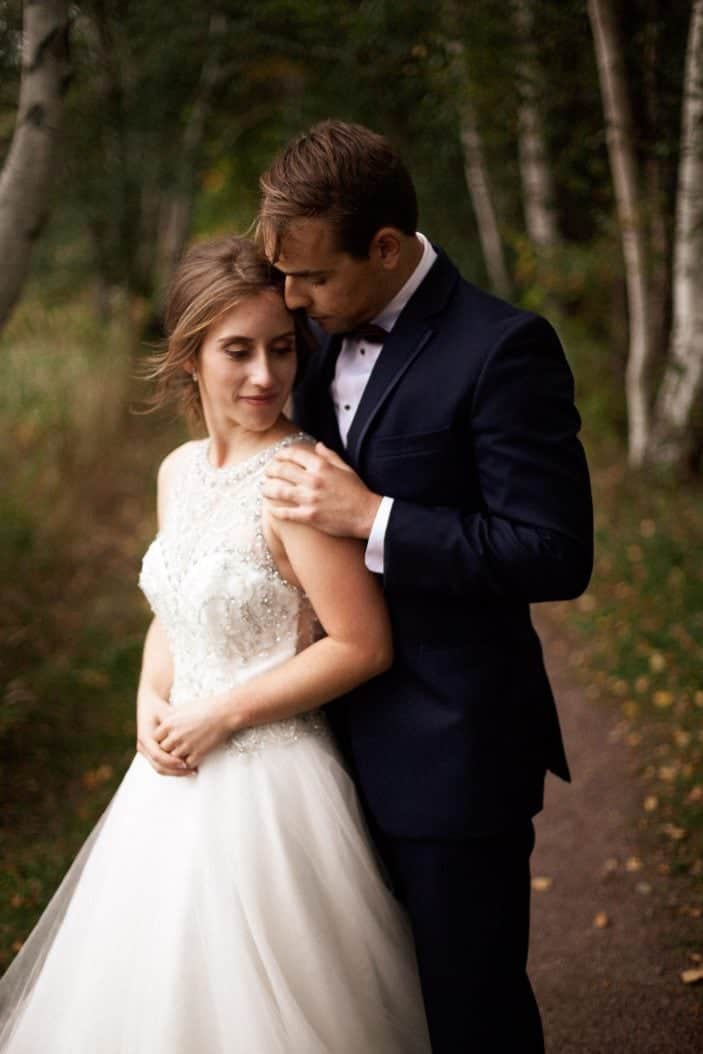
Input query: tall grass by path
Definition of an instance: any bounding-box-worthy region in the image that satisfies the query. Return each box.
[548,319,703,900]
[0,293,185,969]
[548,458,703,886]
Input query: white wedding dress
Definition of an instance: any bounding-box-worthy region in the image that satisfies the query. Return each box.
[0,434,430,1053]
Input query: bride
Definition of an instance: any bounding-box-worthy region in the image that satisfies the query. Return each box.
[0,236,431,1053]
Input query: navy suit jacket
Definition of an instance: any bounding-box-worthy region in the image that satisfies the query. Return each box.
[293,248,593,839]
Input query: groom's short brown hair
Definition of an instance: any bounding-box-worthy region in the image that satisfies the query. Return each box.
[258,120,418,260]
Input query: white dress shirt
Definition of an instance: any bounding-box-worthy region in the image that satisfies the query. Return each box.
[330,233,437,573]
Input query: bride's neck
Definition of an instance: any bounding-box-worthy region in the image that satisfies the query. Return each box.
[205,418,296,469]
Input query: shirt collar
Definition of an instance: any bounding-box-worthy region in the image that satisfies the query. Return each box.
[371,232,438,333]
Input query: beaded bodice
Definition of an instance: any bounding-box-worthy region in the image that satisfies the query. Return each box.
[139,434,328,754]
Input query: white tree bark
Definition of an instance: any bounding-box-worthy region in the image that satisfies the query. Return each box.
[588,0,654,467]
[513,0,560,250]
[0,1,70,331]
[458,98,513,300]
[649,0,703,468]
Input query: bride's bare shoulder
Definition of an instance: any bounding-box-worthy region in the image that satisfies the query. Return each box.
[158,439,199,479]
[156,440,200,525]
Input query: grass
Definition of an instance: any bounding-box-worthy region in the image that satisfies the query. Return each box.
[0,292,184,969]
[551,454,703,887]
[549,317,703,897]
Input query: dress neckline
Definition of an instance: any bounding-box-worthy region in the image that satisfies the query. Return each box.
[198,432,307,483]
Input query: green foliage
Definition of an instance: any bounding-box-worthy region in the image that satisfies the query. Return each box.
[552,378,703,884]
[0,292,184,968]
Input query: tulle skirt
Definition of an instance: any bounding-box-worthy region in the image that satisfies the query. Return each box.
[0,729,430,1053]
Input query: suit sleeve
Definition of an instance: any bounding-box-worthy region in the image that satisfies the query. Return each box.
[383,317,594,604]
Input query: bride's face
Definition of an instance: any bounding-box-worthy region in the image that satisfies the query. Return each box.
[195,290,297,435]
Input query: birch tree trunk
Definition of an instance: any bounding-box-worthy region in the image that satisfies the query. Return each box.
[458,98,513,300]
[513,0,560,251]
[642,11,671,365]
[155,12,228,295]
[649,0,703,469]
[0,0,70,331]
[588,0,654,467]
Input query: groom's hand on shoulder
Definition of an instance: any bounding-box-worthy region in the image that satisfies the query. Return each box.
[263,442,381,540]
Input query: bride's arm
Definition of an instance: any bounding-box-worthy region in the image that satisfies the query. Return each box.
[136,617,192,775]
[136,445,195,776]
[154,518,393,768]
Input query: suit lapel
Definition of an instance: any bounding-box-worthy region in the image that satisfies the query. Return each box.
[346,249,459,465]
[345,322,433,464]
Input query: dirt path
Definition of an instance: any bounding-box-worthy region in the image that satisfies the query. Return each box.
[529,611,702,1053]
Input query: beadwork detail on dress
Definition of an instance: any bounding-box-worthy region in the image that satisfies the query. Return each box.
[139,433,330,756]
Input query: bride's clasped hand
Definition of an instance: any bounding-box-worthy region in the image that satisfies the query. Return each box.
[151,696,233,770]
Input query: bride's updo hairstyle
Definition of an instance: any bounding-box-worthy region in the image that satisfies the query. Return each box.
[147,235,312,426]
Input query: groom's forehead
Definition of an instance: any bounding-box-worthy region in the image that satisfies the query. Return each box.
[274,218,341,269]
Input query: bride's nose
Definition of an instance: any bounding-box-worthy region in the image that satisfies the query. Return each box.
[249,351,275,388]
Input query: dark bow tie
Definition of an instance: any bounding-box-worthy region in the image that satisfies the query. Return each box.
[341,322,388,344]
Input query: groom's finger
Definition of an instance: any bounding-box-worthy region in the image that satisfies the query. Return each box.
[314,442,352,471]
[266,502,314,523]
[264,460,308,486]
[262,479,307,506]
[270,445,323,474]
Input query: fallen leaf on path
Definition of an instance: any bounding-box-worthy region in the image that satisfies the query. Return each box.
[680,968,703,985]
[661,823,688,841]
[625,856,643,872]
[602,857,619,877]
[593,911,610,929]
[643,795,659,812]
[531,876,553,892]
[635,882,652,895]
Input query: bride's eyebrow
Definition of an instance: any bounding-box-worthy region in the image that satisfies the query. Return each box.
[217,330,296,345]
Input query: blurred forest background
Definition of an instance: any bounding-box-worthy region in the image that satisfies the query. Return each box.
[0,0,702,973]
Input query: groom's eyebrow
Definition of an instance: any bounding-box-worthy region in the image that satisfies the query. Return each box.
[279,267,329,278]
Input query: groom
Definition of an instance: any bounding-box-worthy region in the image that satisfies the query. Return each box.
[259,120,593,1052]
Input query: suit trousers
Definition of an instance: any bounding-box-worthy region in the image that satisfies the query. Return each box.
[373,821,545,1054]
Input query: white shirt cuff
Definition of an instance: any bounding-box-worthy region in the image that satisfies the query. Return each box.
[365,496,394,573]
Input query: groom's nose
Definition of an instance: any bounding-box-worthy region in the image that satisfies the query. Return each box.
[284,275,310,311]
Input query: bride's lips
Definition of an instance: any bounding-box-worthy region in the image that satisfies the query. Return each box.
[239,394,280,405]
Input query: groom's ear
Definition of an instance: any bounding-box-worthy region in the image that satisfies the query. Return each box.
[370,228,402,270]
